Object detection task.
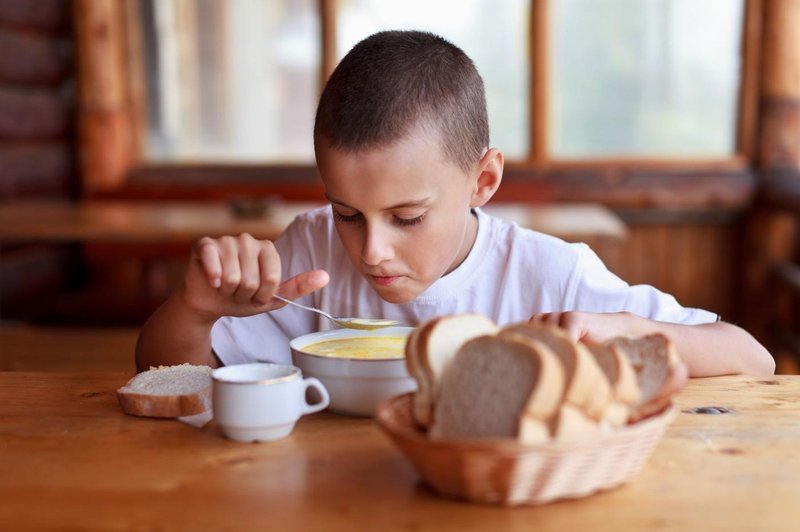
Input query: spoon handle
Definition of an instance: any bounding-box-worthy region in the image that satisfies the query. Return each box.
[272,294,337,323]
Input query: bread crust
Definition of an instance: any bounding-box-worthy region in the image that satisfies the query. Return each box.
[551,404,600,443]
[607,334,687,423]
[582,340,640,426]
[117,387,211,418]
[404,324,430,428]
[116,364,213,418]
[412,314,499,428]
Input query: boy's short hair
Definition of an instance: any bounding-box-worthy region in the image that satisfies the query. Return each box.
[314,30,489,173]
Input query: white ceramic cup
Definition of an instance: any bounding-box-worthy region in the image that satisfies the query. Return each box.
[212,363,329,442]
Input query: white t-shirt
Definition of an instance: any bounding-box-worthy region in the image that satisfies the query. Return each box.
[211,206,717,365]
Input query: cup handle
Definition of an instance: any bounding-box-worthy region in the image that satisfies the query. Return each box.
[301,377,330,415]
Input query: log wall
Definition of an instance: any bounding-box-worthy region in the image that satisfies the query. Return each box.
[0,0,76,319]
[742,0,800,372]
[0,0,775,349]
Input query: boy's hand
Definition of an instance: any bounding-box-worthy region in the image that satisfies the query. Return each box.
[529,311,647,344]
[180,233,330,321]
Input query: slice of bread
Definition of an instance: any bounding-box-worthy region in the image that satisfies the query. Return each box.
[409,314,499,428]
[582,340,641,426]
[550,404,601,443]
[406,313,685,444]
[428,335,564,443]
[117,364,213,418]
[607,334,687,423]
[404,325,428,428]
[499,323,611,421]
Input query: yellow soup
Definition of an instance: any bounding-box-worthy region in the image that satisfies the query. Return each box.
[302,336,406,359]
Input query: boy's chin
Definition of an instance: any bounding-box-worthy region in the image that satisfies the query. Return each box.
[370,279,426,304]
[374,289,417,305]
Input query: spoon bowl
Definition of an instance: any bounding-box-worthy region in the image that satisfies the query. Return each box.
[273,294,403,330]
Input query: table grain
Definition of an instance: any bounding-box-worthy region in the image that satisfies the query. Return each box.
[0,373,797,531]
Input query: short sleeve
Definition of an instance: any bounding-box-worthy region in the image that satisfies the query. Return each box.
[568,244,718,325]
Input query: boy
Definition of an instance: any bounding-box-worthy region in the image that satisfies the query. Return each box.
[136,30,774,376]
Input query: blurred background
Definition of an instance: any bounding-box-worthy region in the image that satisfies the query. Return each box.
[1,0,798,372]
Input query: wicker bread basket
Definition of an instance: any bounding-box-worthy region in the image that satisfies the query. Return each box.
[375,393,676,506]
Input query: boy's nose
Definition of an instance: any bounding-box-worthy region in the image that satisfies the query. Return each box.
[361,224,395,266]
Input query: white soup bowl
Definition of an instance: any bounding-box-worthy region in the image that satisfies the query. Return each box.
[290,326,416,417]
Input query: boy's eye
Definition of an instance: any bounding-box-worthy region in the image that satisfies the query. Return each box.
[332,208,425,227]
[332,210,362,223]
[393,213,425,227]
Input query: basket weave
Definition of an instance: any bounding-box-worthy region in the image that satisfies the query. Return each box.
[374,393,676,505]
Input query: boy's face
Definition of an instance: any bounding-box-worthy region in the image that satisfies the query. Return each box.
[316,129,484,304]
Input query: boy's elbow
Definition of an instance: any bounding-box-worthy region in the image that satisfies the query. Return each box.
[716,322,775,376]
[748,345,776,375]
[737,332,775,375]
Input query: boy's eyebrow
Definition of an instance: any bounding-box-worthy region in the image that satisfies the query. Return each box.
[325,194,431,210]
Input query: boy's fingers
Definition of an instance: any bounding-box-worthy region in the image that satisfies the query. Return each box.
[530,312,582,341]
[233,235,263,304]
[276,270,330,302]
[193,238,222,288]
[217,236,242,297]
[252,242,282,305]
[529,312,558,325]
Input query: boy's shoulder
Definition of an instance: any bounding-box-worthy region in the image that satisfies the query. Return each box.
[293,204,333,224]
[284,205,335,237]
[477,209,597,276]
[479,209,582,254]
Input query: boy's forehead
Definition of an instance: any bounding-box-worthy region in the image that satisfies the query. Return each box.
[316,124,453,171]
[317,128,473,207]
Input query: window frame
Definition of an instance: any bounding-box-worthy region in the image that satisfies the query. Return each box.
[73,0,762,210]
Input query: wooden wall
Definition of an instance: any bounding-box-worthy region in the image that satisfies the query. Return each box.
[741,0,800,372]
[0,0,77,319]
[595,221,738,323]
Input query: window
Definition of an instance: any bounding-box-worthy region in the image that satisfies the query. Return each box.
[138,0,530,163]
[551,0,744,157]
[140,0,320,162]
[335,0,530,159]
[76,0,756,198]
[137,0,745,165]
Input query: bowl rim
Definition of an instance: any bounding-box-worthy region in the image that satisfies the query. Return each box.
[289,326,414,362]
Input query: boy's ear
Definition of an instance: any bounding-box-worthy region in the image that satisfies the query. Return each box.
[469,148,504,208]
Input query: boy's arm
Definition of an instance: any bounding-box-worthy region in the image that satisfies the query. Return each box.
[531,311,775,377]
[135,234,329,372]
[135,294,218,371]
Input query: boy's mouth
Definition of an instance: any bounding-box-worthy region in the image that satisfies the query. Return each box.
[370,275,401,286]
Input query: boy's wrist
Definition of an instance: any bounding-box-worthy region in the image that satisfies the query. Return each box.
[172,287,221,327]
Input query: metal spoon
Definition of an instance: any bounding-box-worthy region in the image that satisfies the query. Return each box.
[272,294,402,330]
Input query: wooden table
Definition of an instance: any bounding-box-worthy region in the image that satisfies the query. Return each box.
[0,200,627,243]
[0,373,796,530]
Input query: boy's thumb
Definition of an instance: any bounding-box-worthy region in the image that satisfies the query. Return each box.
[277,270,330,300]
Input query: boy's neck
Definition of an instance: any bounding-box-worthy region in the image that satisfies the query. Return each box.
[445,209,479,276]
